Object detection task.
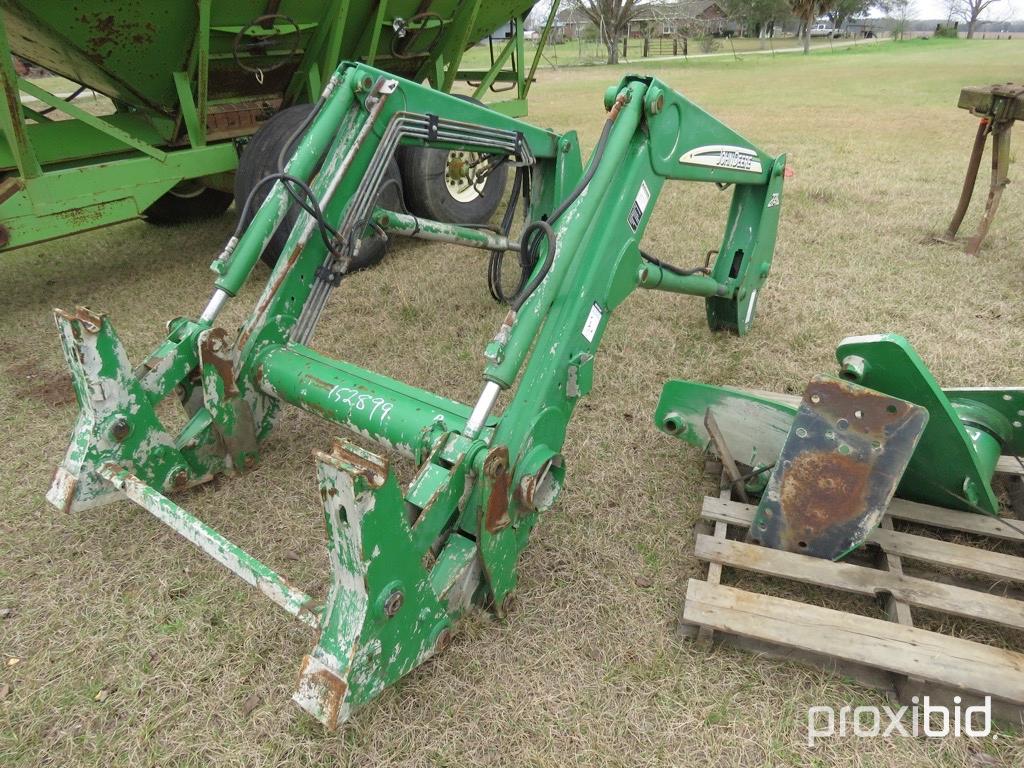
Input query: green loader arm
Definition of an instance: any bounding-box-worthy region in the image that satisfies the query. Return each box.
[46,63,785,727]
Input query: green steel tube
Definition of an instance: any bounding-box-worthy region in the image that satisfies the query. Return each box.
[256,343,475,458]
[963,425,1003,486]
[214,68,357,296]
[637,263,730,298]
[484,81,647,387]
[950,398,1013,486]
[374,207,520,252]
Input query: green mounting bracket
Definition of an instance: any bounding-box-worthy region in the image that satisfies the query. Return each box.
[657,334,1023,517]
[836,334,1021,515]
[654,380,796,470]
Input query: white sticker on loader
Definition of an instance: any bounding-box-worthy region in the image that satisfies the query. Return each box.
[582,303,603,342]
[679,145,762,174]
[627,180,651,232]
[745,289,758,326]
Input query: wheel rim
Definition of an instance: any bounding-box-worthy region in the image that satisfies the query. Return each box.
[444,151,491,203]
[168,179,208,200]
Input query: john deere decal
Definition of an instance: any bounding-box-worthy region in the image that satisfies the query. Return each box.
[679,145,762,173]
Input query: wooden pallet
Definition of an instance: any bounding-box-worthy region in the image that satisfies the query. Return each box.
[679,472,1024,725]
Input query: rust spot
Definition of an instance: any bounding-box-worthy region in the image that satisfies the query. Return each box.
[3,82,23,135]
[0,178,24,206]
[172,469,189,490]
[483,446,511,534]
[755,375,929,558]
[49,467,77,514]
[434,628,453,653]
[516,474,537,510]
[199,327,238,397]
[608,92,629,121]
[57,205,109,228]
[302,375,335,392]
[321,439,388,488]
[73,306,104,333]
[236,241,304,353]
[297,655,347,731]
[778,451,871,549]
[804,377,917,436]
[77,13,156,64]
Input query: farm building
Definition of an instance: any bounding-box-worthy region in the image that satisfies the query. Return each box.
[554,1,738,42]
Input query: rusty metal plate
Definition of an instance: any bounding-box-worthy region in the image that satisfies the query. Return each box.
[749,376,928,560]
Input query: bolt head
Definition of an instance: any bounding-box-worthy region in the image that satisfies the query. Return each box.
[434,628,452,653]
[383,590,404,617]
[110,418,131,442]
[499,593,515,615]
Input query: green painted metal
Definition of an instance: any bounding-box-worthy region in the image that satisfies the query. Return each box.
[374,206,520,252]
[654,381,797,470]
[638,263,729,298]
[657,333,1023,518]
[47,64,785,726]
[17,77,167,161]
[256,342,494,460]
[0,0,554,250]
[835,334,1018,515]
[0,22,39,180]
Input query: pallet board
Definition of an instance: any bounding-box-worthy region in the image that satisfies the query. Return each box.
[681,485,1024,723]
[702,497,1024,584]
[693,534,1024,632]
[685,580,1024,703]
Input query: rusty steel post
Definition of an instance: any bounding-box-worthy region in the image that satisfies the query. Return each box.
[942,118,990,241]
[966,122,1012,256]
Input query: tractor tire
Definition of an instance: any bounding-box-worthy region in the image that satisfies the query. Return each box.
[235,103,401,271]
[142,181,233,226]
[397,96,508,225]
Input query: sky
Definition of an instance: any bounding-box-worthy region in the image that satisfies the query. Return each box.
[886,0,1019,22]
[911,0,952,17]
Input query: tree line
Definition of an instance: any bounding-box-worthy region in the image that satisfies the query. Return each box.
[564,0,1009,62]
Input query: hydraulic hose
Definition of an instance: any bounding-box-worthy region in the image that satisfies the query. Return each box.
[496,115,617,309]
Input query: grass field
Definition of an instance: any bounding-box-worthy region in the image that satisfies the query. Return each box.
[3,38,1024,767]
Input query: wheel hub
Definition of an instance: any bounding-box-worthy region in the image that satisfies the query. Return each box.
[444,150,490,203]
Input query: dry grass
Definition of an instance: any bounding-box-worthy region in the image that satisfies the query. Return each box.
[2,38,1024,767]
